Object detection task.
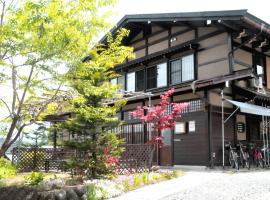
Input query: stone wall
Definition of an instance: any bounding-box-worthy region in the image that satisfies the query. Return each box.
[0,185,87,200]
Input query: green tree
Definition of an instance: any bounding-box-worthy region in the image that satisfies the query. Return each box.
[0,0,120,157]
[63,30,133,179]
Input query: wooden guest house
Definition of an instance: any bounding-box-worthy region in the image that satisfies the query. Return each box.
[96,9,270,167]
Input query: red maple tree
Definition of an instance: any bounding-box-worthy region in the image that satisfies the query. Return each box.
[130,88,189,147]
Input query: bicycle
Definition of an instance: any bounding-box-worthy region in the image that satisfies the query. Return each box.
[251,143,264,168]
[226,141,239,170]
[238,142,250,169]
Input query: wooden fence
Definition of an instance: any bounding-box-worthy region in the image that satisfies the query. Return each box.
[12,144,154,174]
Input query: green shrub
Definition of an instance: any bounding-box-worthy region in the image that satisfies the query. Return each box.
[161,171,173,180]
[172,170,180,178]
[133,174,142,187]
[142,172,149,185]
[0,157,17,179]
[123,179,131,191]
[25,172,44,186]
[86,183,99,200]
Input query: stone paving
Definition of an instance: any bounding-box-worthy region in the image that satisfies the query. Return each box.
[111,169,270,200]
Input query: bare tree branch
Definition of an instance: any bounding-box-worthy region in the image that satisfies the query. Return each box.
[0,98,12,116]
[11,64,17,115]
[0,0,5,26]
[34,82,63,121]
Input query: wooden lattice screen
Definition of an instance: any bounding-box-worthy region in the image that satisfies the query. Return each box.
[12,144,154,173]
[117,144,155,174]
[12,147,68,172]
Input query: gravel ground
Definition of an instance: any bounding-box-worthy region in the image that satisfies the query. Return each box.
[111,170,270,200]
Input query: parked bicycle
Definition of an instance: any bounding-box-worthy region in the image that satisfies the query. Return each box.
[225,141,239,170]
[261,146,270,167]
[251,143,264,168]
[238,142,250,169]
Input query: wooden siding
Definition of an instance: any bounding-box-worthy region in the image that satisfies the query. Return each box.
[131,40,146,49]
[198,44,228,64]
[171,30,195,47]
[173,112,209,165]
[148,30,168,43]
[211,112,234,165]
[134,49,146,59]
[122,102,143,111]
[171,26,189,34]
[197,33,230,80]
[199,33,227,48]
[130,31,143,42]
[267,56,270,89]
[148,40,169,54]
[198,60,229,80]
[173,92,203,102]
[198,27,219,37]
[152,25,164,33]
[234,49,252,71]
[208,91,233,108]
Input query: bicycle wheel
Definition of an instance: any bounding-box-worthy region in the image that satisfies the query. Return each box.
[229,151,235,168]
[240,153,245,168]
[233,153,239,170]
[244,153,250,169]
[258,159,264,168]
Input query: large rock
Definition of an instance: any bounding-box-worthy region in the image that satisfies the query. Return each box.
[55,190,67,200]
[66,189,79,200]
[73,186,86,197]
[0,186,39,200]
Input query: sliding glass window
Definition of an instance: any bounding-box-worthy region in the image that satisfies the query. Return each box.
[170,54,194,84]
[170,59,182,84]
[147,67,157,89]
[182,54,194,82]
[118,75,125,91]
[127,72,135,92]
[157,63,167,87]
[135,70,145,91]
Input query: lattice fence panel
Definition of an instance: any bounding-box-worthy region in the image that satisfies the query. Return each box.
[116,144,154,175]
[12,148,66,172]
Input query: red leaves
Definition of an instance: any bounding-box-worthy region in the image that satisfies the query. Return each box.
[103,145,119,165]
[130,88,189,132]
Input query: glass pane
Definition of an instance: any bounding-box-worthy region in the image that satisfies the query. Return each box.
[147,67,157,89]
[182,54,194,82]
[136,70,145,91]
[157,63,167,87]
[111,78,117,86]
[117,76,125,91]
[161,129,171,146]
[127,72,135,92]
[170,59,181,84]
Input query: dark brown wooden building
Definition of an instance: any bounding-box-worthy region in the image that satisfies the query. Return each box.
[102,10,270,166]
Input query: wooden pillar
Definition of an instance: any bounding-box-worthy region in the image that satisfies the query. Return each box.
[53,122,57,149]
[266,56,270,89]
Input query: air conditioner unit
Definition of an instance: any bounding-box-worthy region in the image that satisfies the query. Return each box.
[250,77,265,94]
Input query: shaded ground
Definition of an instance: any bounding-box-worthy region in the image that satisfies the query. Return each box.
[111,170,270,200]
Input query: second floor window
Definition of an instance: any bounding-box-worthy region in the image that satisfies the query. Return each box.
[170,54,194,85]
[136,70,144,91]
[111,75,126,91]
[147,62,167,89]
[127,72,135,92]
